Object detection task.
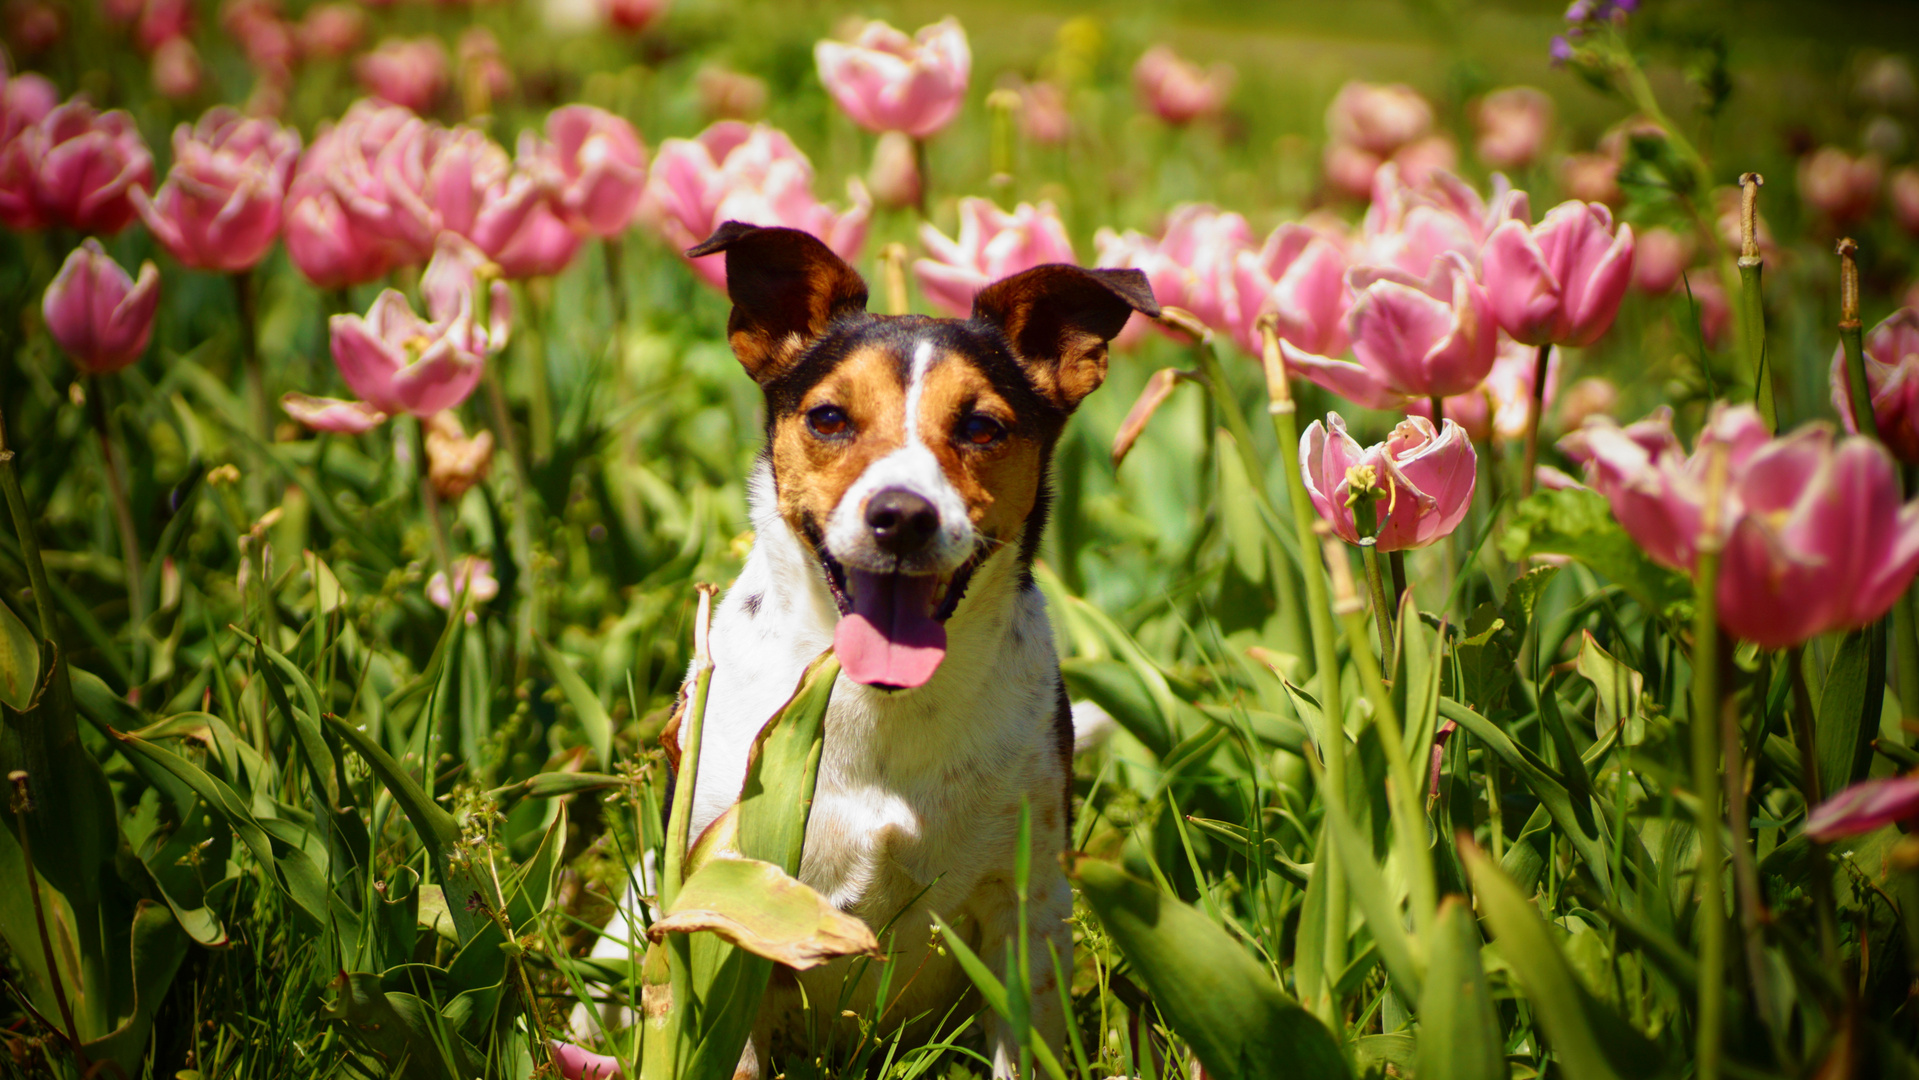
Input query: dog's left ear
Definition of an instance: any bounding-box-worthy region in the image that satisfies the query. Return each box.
[971,265,1159,412]
[687,221,870,383]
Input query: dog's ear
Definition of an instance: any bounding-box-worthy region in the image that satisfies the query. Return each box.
[687,222,870,383]
[971,265,1159,412]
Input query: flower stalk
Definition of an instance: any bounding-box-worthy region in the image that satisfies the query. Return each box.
[88,377,147,680]
[1258,315,1350,1021]
[1521,342,1552,495]
[1838,238,1876,441]
[1690,442,1730,1080]
[1738,174,1775,433]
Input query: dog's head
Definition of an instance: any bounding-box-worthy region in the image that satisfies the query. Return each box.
[689,222,1157,691]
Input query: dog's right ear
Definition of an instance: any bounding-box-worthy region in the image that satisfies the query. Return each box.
[687,222,870,384]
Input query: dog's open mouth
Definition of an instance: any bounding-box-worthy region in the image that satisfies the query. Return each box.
[819,551,978,690]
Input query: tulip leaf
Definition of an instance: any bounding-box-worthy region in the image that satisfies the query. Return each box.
[1418,896,1504,1080]
[1461,841,1668,1080]
[1062,656,1173,758]
[1499,488,1691,619]
[1576,630,1646,746]
[1068,855,1350,1080]
[78,900,191,1076]
[1216,428,1268,585]
[648,855,881,969]
[0,591,39,711]
[1814,626,1886,799]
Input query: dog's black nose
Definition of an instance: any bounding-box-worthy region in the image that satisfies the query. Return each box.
[866,488,939,556]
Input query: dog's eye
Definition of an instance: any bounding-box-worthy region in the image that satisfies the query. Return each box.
[959,414,1006,447]
[806,405,851,438]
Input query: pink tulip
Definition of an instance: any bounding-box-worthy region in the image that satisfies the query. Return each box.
[298,2,365,59]
[1230,221,1350,358]
[1807,775,1919,842]
[6,2,62,55]
[135,0,192,52]
[1556,375,1617,432]
[814,18,970,139]
[537,105,647,238]
[2,60,57,144]
[601,0,666,33]
[354,36,449,114]
[150,36,201,100]
[1283,251,1499,409]
[549,1040,623,1079]
[914,197,1074,317]
[283,99,435,286]
[1630,226,1692,294]
[134,108,300,272]
[421,232,511,357]
[478,186,581,278]
[1301,412,1476,552]
[328,289,486,418]
[1358,165,1508,278]
[1,100,154,233]
[1473,87,1552,171]
[427,557,499,624]
[224,0,295,84]
[1409,334,1558,443]
[1797,146,1881,227]
[641,121,870,291]
[42,239,160,374]
[279,392,385,433]
[1563,405,1919,649]
[1326,81,1433,156]
[1482,199,1634,348]
[421,124,514,239]
[866,130,920,210]
[1892,168,1919,237]
[1019,80,1070,145]
[1132,45,1233,125]
[1831,308,1919,463]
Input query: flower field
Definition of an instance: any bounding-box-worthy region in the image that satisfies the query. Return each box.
[5,0,1919,1077]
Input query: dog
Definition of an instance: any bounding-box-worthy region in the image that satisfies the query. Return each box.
[586,221,1157,1078]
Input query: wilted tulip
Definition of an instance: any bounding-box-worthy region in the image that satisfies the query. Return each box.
[280,392,385,433]
[537,105,647,237]
[641,121,870,290]
[328,289,486,418]
[427,557,498,624]
[1132,45,1233,125]
[1283,251,1499,409]
[1473,87,1553,171]
[354,36,449,113]
[914,197,1074,317]
[150,35,201,99]
[815,18,970,139]
[2,100,154,233]
[1831,308,1919,462]
[1301,412,1476,551]
[1630,225,1692,294]
[1562,405,1919,649]
[1327,81,1433,156]
[601,0,666,33]
[1889,167,1919,236]
[1231,221,1350,358]
[1409,334,1558,443]
[134,108,301,272]
[1797,146,1881,227]
[694,65,766,121]
[42,239,160,374]
[298,2,365,59]
[1807,775,1919,842]
[866,130,919,210]
[424,410,494,500]
[1481,199,1634,347]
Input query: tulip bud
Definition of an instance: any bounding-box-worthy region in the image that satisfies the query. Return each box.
[1808,776,1919,842]
[42,239,160,374]
[150,35,201,100]
[1830,308,1919,462]
[1133,45,1233,125]
[1797,146,1881,228]
[1473,86,1553,170]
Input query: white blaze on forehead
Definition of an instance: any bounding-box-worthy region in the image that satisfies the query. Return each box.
[825,336,975,570]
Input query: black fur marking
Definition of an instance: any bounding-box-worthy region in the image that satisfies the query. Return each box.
[1052,676,1075,836]
[741,592,764,617]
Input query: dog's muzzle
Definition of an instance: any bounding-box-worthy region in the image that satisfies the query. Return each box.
[820,487,980,691]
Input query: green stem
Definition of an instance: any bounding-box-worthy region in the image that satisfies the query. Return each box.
[1720,672,1786,1057]
[88,377,147,683]
[1360,541,1394,661]
[1325,535,1437,936]
[1787,648,1841,974]
[483,368,540,673]
[413,417,453,575]
[1521,343,1552,496]
[232,270,271,510]
[602,236,628,330]
[519,282,555,464]
[660,586,716,910]
[1259,320,1349,1029]
[1690,474,1727,1080]
[1738,260,1774,432]
[1841,324,1876,443]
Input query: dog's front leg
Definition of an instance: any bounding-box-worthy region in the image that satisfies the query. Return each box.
[983,873,1075,1079]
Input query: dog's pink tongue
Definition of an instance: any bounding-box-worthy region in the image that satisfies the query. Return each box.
[834,570,946,689]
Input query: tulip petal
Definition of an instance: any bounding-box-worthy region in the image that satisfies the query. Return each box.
[1281,341,1408,411]
[280,393,387,433]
